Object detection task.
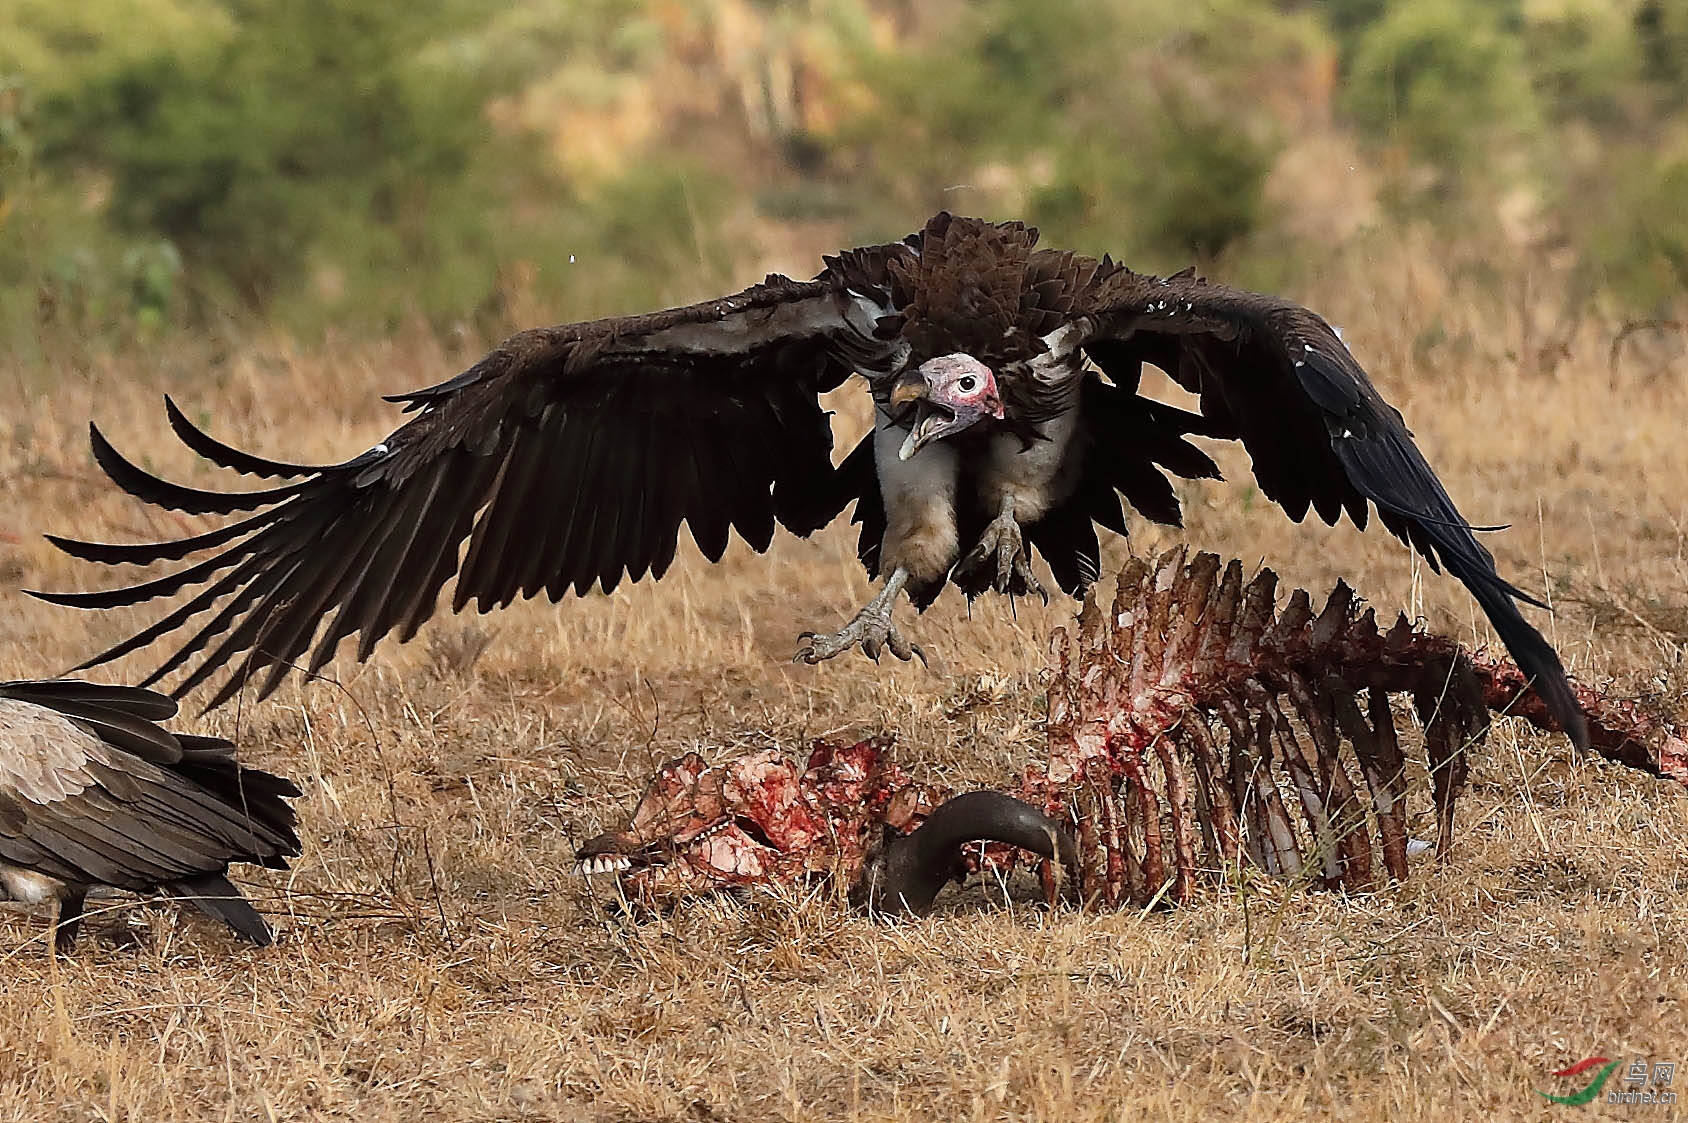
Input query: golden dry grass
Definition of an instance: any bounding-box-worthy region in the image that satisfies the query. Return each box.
[1,247,1685,1121]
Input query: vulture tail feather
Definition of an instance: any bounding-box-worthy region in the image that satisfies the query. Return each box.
[0,680,178,721]
[27,513,296,610]
[61,535,316,674]
[43,506,278,567]
[146,554,312,694]
[168,875,273,945]
[89,424,316,515]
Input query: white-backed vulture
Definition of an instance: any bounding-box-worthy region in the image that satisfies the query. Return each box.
[0,680,299,952]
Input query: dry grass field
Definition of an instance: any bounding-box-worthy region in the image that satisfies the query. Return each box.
[1,245,1685,1121]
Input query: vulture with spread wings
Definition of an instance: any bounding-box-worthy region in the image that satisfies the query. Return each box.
[35,213,1588,747]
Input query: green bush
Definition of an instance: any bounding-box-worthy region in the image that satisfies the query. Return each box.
[1523,0,1639,125]
[32,1,507,318]
[1343,0,1540,179]
[1126,102,1276,263]
[1579,150,1688,310]
[847,0,1299,265]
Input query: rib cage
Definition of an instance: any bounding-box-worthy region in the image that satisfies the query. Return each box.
[1026,547,1684,908]
[1025,548,1485,905]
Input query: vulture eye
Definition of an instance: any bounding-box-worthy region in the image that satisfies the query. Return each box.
[957,375,977,393]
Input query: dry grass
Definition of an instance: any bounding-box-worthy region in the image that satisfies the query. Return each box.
[1,250,1685,1121]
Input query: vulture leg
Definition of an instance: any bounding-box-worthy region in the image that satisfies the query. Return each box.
[957,496,1047,603]
[52,888,87,956]
[794,567,927,665]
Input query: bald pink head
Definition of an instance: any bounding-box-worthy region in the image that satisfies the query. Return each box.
[896,354,1004,460]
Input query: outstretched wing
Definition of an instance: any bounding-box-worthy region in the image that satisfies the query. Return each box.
[1075,266,1589,749]
[35,250,915,708]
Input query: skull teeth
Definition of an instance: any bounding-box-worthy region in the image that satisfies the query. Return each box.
[573,854,634,877]
[691,819,732,843]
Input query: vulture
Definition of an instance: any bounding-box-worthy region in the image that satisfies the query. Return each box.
[0,679,300,952]
[34,213,1588,748]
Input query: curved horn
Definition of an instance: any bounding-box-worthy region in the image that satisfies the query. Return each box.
[856,790,1079,917]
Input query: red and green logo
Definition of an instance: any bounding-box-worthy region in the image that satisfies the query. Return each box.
[1538,1057,1621,1105]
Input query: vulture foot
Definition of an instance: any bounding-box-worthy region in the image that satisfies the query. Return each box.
[793,612,926,666]
[794,569,927,666]
[959,509,1047,604]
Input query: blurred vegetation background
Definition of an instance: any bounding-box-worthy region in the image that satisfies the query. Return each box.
[3,0,1687,354]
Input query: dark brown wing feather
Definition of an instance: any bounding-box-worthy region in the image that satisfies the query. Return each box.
[0,680,184,763]
[35,262,911,707]
[1076,266,1589,750]
[0,682,301,902]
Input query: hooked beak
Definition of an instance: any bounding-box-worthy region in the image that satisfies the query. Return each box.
[892,355,1003,461]
[898,404,954,461]
[891,370,936,461]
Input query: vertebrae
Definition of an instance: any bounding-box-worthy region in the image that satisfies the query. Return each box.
[1030,548,1487,905]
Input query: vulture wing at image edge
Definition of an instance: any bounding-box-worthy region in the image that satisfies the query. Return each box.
[0,679,301,950]
[1076,267,1587,750]
[30,213,1587,749]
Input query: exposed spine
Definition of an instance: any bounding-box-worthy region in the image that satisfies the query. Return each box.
[1029,547,1682,908]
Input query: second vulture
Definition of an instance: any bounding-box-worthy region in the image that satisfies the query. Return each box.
[35,213,1588,747]
[0,679,299,952]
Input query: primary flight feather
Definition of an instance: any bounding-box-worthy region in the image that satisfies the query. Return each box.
[34,213,1589,748]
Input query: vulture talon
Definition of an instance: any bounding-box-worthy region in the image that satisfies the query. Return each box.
[793,610,921,666]
[964,504,1045,602]
[885,628,925,666]
[794,568,923,667]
